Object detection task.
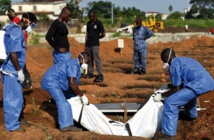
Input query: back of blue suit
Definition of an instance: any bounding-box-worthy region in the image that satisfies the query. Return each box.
[162,57,214,136]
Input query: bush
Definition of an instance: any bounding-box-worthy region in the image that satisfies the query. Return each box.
[38,14,49,21]
[112,32,121,37]
[167,11,183,19]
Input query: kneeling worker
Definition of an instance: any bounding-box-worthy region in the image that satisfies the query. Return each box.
[153,48,214,139]
[41,52,91,132]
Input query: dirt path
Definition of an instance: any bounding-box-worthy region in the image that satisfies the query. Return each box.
[0,36,214,140]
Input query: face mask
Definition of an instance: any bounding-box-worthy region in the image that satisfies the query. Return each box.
[81,63,88,70]
[79,54,88,70]
[25,23,36,34]
[25,24,32,34]
[163,49,172,69]
[163,63,169,69]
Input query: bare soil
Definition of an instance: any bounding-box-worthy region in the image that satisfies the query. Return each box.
[0,33,214,140]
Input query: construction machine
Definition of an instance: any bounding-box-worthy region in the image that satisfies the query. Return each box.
[116,14,164,33]
[142,14,164,33]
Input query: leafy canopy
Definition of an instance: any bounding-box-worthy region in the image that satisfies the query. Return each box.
[186,0,214,19]
[0,0,11,14]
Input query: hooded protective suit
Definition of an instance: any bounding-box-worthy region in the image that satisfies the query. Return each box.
[1,23,26,131]
[162,57,214,136]
[41,58,81,129]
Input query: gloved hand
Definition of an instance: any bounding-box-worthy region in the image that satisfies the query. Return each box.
[80,94,89,105]
[17,69,25,83]
[153,93,163,102]
[72,96,81,102]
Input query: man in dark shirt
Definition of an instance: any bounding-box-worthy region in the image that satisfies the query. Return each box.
[46,7,72,64]
[84,10,105,82]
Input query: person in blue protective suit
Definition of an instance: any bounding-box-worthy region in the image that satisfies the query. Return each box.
[131,18,153,75]
[153,48,214,140]
[41,52,91,132]
[46,7,72,64]
[1,13,37,132]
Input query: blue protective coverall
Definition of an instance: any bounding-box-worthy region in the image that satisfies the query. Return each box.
[133,26,153,69]
[1,23,26,131]
[162,57,214,136]
[41,58,81,129]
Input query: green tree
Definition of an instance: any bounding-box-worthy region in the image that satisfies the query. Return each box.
[121,7,145,19]
[67,0,83,33]
[67,0,78,18]
[186,0,214,19]
[156,14,162,20]
[85,1,145,19]
[74,0,83,33]
[168,5,173,13]
[113,6,122,18]
[167,11,182,19]
[86,1,112,18]
[0,0,11,14]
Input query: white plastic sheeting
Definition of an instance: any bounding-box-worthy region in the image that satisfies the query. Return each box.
[67,87,168,138]
[0,30,6,61]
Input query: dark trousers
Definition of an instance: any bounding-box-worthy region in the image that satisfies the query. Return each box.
[134,48,148,69]
[86,46,102,75]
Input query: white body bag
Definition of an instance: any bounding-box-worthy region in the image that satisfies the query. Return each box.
[67,87,168,138]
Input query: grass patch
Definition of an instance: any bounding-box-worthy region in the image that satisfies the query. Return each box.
[28,33,44,45]
[111,32,121,37]
[32,96,40,115]
[164,19,214,28]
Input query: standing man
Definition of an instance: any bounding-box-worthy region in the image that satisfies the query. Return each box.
[46,7,72,64]
[21,12,37,89]
[6,8,20,24]
[84,10,105,82]
[131,18,153,75]
[6,10,37,89]
[184,24,189,32]
[153,48,214,139]
[41,52,91,132]
[1,13,37,132]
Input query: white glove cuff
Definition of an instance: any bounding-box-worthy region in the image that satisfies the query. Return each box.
[81,94,86,99]
[17,69,23,74]
[81,94,89,105]
[153,93,163,102]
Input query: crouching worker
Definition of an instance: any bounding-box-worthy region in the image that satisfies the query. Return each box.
[41,52,91,132]
[1,13,36,132]
[153,48,214,139]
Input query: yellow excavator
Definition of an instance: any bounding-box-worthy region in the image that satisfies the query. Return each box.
[116,15,164,33]
[141,15,164,33]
